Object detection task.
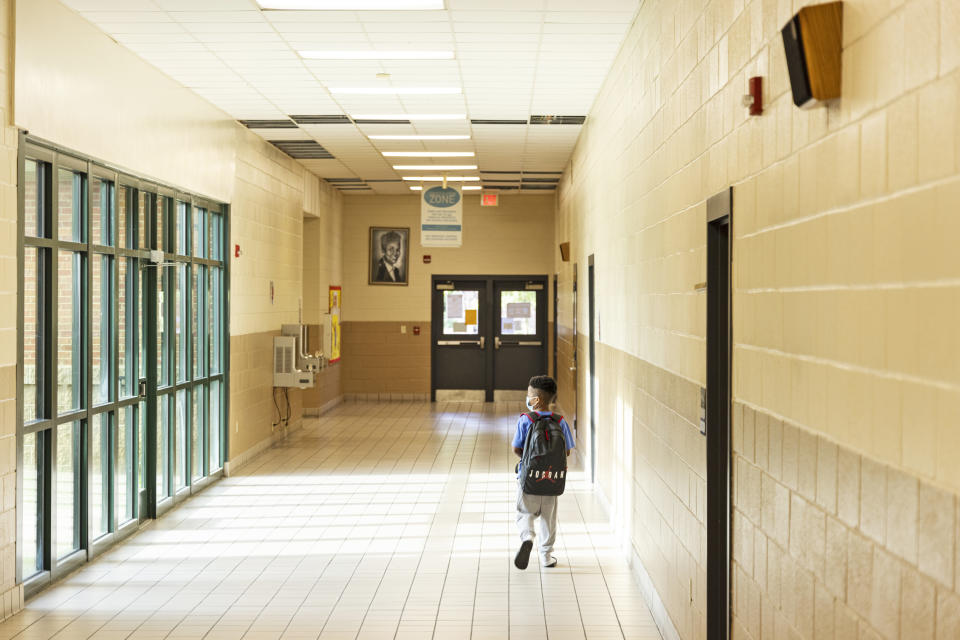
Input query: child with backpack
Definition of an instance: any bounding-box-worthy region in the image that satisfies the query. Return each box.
[512,375,576,570]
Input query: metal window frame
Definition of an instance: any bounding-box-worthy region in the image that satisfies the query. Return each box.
[16,134,231,597]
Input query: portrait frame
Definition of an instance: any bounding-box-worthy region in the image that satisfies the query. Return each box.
[368,226,410,286]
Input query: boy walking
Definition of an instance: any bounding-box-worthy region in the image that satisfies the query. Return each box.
[512,375,575,570]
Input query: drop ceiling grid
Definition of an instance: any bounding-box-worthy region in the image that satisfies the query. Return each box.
[65,0,639,185]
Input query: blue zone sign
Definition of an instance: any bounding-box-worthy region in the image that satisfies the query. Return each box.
[424,186,461,207]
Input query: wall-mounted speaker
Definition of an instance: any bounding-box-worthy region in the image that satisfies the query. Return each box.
[559,242,570,262]
[782,2,843,108]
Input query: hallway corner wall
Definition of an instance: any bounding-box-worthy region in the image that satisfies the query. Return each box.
[555,0,960,639]
[340,194,556,395]
[0,0,23,621]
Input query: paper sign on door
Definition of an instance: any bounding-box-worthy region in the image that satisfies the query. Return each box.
[465,309,478,325]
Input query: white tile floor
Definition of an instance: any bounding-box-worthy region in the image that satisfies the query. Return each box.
[1,402,663,640]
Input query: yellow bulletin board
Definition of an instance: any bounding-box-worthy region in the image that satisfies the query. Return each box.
[329,286,341,363]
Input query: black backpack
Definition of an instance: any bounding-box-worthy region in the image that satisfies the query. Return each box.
[519,412,568,496]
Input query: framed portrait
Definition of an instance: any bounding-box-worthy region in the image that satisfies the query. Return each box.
[369,227,410,286]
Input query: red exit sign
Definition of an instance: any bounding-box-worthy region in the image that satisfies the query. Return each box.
[480,192,499,207]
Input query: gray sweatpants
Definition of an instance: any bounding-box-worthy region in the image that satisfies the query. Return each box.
[516,484,558,557]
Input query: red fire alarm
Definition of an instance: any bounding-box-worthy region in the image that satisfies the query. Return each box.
[423,255,432,264]
[234,244,241,258]
[744,76,763,116]
[413,326,421,336]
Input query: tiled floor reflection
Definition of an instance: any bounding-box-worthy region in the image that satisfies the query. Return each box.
[1,402,662,640]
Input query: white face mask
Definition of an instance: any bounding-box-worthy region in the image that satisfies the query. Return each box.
[526,397,537,411]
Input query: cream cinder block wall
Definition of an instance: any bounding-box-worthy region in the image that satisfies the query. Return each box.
[342,193,556,321]
[558,0,960,639]
[0,0,23,621]
[303,176,344,326]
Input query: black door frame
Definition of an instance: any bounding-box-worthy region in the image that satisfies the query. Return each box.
[706,187,732,640]
[430,274,548,401]
[552,274,558,381]
[587,255,596,484]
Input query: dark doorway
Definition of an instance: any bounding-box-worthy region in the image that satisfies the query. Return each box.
[587,255,596,484]
[431,275,548,401]
[706,188,732,640]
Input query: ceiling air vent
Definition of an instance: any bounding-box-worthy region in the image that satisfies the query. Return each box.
[471,119,527,125]
[353,118,411,124]
[521,177,561,184]
[290,115,351,125]
[336,186,373,191]
[529,115,586,125]
[521,184,557,190]
[239,119,297,129]
[325,178,364,183]
[269,140,334,159]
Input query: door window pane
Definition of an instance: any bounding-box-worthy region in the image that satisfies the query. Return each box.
[56,422,80,559]
[91,413,109,538]
[209,380,221,472]
[24,247,42,422]
[500,290,537,335]
[442,290,479,335]
[25,160,44,238]
[57,170,84,243]
[22,431,41,578]
[192,387,202,481]
[57,251,83,414]
[117,407,133,524]
[92,178,114,246]
[93,255,111,405]
[176,390,187,489]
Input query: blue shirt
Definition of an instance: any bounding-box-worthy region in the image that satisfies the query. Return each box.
[513,411,575,476]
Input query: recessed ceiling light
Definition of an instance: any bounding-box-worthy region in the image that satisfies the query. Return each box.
[402,176,480,181]
[382,151,475,157]
[393,165,477,171]
[369,135,470,141]
[261,1,443,10]
[299,50,454,60]
[329,87,461,95]
[353,113,466,121]
[410,185,481,191]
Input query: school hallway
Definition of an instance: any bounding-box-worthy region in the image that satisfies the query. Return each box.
[0,403,661,640]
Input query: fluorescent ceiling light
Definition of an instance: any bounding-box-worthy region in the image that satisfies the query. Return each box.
[383,151,474,157]
[353,113,466,121]
[369,135,470,141]
[410,185,481,191]
[299,50,453,60]
[329,87,461,95]
[393,164,477,171]
[262,1,443,10]
[402,176,480,181]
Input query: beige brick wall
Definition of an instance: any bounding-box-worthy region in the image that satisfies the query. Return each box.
[341,321,431,395]
[556,0,960,638]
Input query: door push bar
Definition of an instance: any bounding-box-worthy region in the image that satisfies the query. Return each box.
[494,338,543,349]
[437,337,486,348]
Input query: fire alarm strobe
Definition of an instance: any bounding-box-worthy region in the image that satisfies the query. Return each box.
[423,255,432,264]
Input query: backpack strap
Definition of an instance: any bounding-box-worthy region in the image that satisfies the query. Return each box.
[525,412,540,424]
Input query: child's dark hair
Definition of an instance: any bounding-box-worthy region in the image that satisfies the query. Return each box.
[528,375,557,400]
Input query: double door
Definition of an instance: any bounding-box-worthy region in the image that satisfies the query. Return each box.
[431,276,548,401]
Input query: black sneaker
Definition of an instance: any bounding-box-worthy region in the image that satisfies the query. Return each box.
[514,540,533,570]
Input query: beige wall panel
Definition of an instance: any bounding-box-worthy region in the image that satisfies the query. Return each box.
[15,0,236,202]
[342,194,556,322]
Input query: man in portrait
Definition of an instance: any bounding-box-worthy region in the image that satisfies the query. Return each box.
[374,230,405,283]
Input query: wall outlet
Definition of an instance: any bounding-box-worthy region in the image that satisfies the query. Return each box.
[401,325,407,334]
[235,421,239,434]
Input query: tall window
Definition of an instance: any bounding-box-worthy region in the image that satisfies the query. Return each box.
[18,138,228,595]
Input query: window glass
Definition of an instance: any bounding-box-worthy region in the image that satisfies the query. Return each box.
[138,192,148,249]
[176,390,187,489]
[139,402,146,493]
[57,251,83,414]
[91,413,110,538]
[176,202,188,255]
[93,255,111,405]
[156,196,167,251]
[500,290,537,336]
[442,290,479,335]
[25,160,43,238]
[56,422,80,559]
[24,247,42,422]
[117,407,133,524]
[210,268,222,374]
[57,170,84,243]
[158,396,170,500]
[177,265,188,382]
[92,178,114,246]
[159,263,168,386]
[118,258,128,397]
[192,265,200,379]
[118,187,130,248]
[192,387,202,481]
[209,380,221,472]
[193,208,206,258]
[22,431,41,578]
